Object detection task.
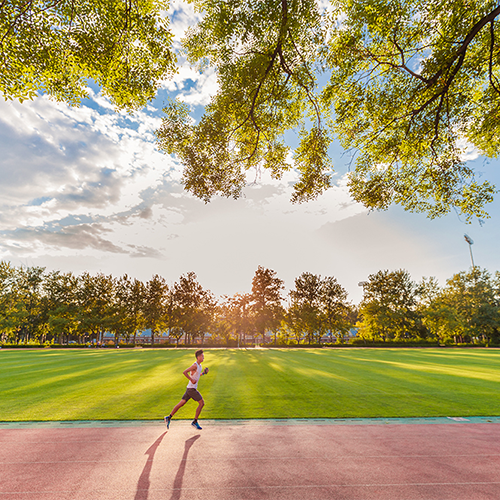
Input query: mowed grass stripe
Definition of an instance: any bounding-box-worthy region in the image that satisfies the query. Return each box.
[0,348,499,421]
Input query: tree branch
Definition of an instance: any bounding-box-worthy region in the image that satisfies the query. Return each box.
[489,20,500,95]
[430,90,445,155]
[1,0,33,45]
[392,34,429,83]
[285,28,322,127]
[426,4,500,89]
[227,0,291,162]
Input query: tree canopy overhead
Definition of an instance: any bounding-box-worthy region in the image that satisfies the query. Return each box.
[156,0,500,220]
[156,0,329,203]
[0,0,176,110]
[327,0,500,220]
[2,1,500,219]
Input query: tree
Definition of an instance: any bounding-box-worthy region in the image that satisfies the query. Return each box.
[416,277,452,342]
[129,277,147,344]
[143,274,169,346]
[44,271,80,344]
[320,276,352,343]
[0,261,23,342]
[0,0,176,110]
[156,0,327,204]
[157,0,499,220]
[112,275,146,344]
[288,272,323,344]
[13,265,46,343]
[358,269,424,341]
[326,0,498,220]
[211,300,236,346]
[76,272,115,344]
[173,272,215,344]
[224,293,254,346]
[250,266,284,345]
[5,1,498,218]
[452,268,500,342]
[171,272,215,345]
[421,268,500,343]
[286,272,352,344]
[283,306,306,345]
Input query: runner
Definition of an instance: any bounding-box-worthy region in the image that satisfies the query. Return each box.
[164,349,209,430]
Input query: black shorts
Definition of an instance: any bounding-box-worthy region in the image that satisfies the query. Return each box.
[181,388,203,402]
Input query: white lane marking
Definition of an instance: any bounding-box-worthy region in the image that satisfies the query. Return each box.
[2,481,500,494]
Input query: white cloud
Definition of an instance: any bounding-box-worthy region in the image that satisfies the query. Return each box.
[457,137,480,162]
[177,68,218,106]
[161,64,205,92]
[0,93,183,245]
[161,61,219,107]
[159,1,220,107]
[166,0,203,42]
[0,87,370,287]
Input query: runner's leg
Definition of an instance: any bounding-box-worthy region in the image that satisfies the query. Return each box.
[194,399,204,420]
[170,399,187,417]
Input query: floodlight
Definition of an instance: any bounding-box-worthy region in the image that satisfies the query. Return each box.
[463,234,475,268]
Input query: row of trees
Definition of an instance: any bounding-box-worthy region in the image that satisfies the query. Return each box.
[358,268,500,344]
[0,262,353,346]
[1,261,499,346]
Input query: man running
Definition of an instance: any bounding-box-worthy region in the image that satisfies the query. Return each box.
[164,349,209,430]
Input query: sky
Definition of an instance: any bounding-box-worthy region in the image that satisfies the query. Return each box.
[1,2,499,305]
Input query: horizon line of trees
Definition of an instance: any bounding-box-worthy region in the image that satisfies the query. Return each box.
[1,261,499,346]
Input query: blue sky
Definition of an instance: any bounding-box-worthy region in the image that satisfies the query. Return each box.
[0,2,499,304]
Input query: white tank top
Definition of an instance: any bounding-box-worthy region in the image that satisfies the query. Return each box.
[187,362,202,389]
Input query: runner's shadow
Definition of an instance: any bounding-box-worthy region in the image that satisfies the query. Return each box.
[169,434,201,500]
[134,431,167,500]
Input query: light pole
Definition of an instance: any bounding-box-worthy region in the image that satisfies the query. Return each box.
[464,234,475,268]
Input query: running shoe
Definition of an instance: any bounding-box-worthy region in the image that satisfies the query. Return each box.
[164,415,171,429]
[191,420,202,430]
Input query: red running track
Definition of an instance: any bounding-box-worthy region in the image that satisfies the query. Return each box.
[0,422,499,500]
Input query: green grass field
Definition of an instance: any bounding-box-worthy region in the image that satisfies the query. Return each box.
[1,348,499,421]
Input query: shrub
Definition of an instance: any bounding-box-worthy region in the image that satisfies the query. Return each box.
[0,344,44,348]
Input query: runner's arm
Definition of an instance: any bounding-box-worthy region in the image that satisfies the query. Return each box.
[183,363,197,384]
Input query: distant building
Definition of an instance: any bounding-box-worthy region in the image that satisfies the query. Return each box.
[100,329,213,344]
[320,328,358,343]
[101,329,173,344]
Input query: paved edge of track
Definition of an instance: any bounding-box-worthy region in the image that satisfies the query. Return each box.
[1,415,500,429]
